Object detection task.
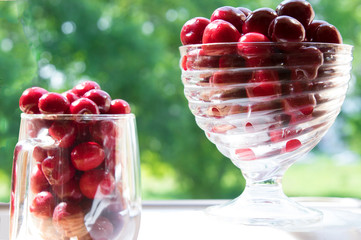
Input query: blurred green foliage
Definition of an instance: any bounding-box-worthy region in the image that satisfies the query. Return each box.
[0,0,360,202]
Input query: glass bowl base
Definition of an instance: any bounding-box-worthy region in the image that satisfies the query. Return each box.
[205,194,323,227]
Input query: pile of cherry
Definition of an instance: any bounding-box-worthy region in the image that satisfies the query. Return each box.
[16,81,131,239]
[179,0,347,158]
[180,0,342,46]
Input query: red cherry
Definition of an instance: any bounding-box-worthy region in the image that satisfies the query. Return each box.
[79,169,115,199]
[181,55,188,70]
[306,20,328,41]
[235,148,256,161]
[210,6,246,33]
[19,87,48,114]
[83,89,112,113]
[219,54,246,68]
[108,99,131,114]
[203,19,240,44]
[185,49,220,70]
[269,16,306,42]
[52,202,85,234]
[90,120,116,147]
[70,98,100,114]
[71,142,105,171]
[286,46,323,81]
[52,202,82,223]
[33,146,49,163]
[210,70,252,85]
[52,178,83,202]
[283,94,316,116]
[202,20,241,55]
[41,151,75,185]
[247,70,280,98]
[48,121,77,148]
[38,92,70,114]
[276,0,315,28]
[89,216,114,240]
[313,23,342,44]
[180,17,210,45]
[30,164,50,193]
[29,191,55,218]
[71,80,101,97]
[62,90,79,104]
[285,139,302,152]
[237,32,271,67]
[242,8,277,37]
[237,7,252,17]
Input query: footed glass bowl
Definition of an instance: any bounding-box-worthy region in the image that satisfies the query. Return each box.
[179,42,353,226]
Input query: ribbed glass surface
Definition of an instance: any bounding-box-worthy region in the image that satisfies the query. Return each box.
[180,42,353,176]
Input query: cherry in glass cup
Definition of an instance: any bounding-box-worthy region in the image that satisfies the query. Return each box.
[10,113,141,240]
[180,42,353,226]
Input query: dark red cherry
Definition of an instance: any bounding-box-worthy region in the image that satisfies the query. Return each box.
[83,89,112,113]
[71,80,101,97]
[210,70,253,85]
[306,20,328,41]
[19,87,48,114]
[237,7,252,17]
[70,98,100,114]
[108,99,131,114]
[276,0,315,28]
[48,121,77,148]
[219,54,246,68]
[286,46,323,80]
[269,16,305,42]
[242,8,277,37]
[38,92,70,114]
[71,142,105,171]
[180,17,210,45]
[210,6,246,33]
[283,94,316,116]
[313,24,342,44]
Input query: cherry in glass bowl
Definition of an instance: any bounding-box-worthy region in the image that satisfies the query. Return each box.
[10,113,141,240]
[179,42,353,226]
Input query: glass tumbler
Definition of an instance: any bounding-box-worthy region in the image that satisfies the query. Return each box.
[10,113,141,240]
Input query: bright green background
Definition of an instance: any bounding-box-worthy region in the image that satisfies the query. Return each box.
[0,0,361,202]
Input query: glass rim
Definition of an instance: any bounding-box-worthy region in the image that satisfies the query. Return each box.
[20,113,135,120]
[179,41,354,50]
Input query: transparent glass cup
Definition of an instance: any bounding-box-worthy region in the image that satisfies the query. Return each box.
[179,42,353,226]
[10,113,141,240]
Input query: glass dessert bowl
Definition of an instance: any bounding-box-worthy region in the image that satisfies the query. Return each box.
[179,42,353,226]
